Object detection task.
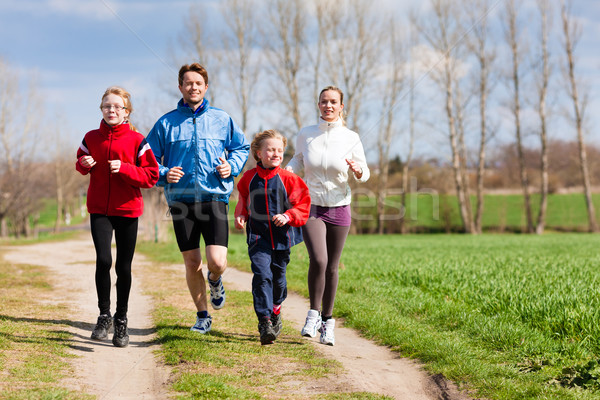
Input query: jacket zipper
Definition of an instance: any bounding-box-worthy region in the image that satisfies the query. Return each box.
[193,116,198,199]
[105,129,114,215]
[264,178,275,250]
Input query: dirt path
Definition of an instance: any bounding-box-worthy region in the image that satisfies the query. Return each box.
[3,238,171,399]
[3,238,469,400]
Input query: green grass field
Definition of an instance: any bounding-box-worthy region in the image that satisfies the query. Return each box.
[140,232,600,399]
[351,192,600,232]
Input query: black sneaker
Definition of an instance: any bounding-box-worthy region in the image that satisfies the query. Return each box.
[91,314,112,340]
[112,317,129,348]
[258,316,276,345]
[271,313,282,338]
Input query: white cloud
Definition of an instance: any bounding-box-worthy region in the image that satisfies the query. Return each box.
[48,0,118,20]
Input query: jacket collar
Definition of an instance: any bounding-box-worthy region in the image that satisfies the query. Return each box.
[318,117,343,131]
[99,119,131,138]
[256,162,280,179]
[177,98,209,117]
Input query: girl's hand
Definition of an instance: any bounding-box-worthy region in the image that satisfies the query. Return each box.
[346,158,363,179]
[80,155,96,168]
[272,213,289,227]
[235,216,246,230]
[108,160,121,174]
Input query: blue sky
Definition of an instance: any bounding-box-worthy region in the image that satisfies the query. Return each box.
[0,0,599,159]
[0,1,219,146]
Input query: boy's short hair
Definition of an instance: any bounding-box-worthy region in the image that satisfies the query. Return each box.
[251,129,287,162]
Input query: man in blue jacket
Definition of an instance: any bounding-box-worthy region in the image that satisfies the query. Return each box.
[146,63,249,334]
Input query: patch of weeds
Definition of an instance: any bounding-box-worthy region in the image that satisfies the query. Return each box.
[554,359,600,391]
[517,358,552,373]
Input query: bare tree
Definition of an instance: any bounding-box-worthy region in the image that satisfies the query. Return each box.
[220,0,260,133]
[414,0,474,233]
[0,59,44,238]
[376,18,405,234]
[308,0,331,121]
[503,0,534,233]
[400,31,418,235]
[263,0,308,134]
[465,0,496,234]
[320,0,381,132]
[534,0,552,234]
[560,0,598,232]
[178,6,223,106]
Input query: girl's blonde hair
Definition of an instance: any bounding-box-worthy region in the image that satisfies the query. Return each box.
[100,86,137,131]
[251,129,287,162]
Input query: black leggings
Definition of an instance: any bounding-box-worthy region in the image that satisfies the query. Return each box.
[302,218,350,318]
[90,214,138,319]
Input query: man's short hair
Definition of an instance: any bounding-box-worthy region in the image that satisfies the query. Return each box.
[178,63,209,86]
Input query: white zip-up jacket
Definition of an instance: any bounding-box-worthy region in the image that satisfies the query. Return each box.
[286,117,370,207]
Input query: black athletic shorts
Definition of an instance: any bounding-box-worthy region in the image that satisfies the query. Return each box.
[169,201,229,252]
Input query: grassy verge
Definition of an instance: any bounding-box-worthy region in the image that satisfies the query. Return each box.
[136,238,390,400]
[142,232,600,400]
[0,253,92,400]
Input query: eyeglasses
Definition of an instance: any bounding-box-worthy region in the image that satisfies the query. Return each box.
[101,105,127,112]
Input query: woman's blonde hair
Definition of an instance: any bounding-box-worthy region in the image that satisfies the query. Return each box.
[100,86,137,131]
[251,129,287,162]
[319,85,345,124]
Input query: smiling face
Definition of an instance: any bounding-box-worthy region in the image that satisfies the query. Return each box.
[178,71,208,109]
[101,93,130,126]
[318,89,344,122]
[257,137,285,168]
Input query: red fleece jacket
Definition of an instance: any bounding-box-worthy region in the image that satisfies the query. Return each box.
[76,120,159,218]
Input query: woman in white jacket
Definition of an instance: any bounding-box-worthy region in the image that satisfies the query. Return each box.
[286,86,370,346]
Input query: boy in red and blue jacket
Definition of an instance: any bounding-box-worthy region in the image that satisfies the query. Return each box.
[235,129,310,345]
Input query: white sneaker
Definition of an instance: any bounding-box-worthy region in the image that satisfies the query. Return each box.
[190,315,212,334]
[320,319,335,346]
[301,309,321,338]
[208,272,226,310]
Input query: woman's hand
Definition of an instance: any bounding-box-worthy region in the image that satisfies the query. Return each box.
[346,159,363,179]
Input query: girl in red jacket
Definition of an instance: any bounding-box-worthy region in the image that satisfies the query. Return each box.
[76,86,159,347]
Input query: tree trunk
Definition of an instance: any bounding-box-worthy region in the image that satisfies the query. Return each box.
[535,0,550,235]
[561,0,598,232]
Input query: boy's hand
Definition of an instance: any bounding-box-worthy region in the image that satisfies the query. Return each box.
[272,213,289,227]
[235,216,246,230]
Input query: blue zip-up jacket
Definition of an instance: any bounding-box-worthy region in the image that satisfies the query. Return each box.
[235,163,311,251]
[146,99,250,204]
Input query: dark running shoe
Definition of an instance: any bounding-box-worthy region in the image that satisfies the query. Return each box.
[258,316,276,345]
[271,313,282,338]
[112,317,129,348]
[91,314,112,340]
